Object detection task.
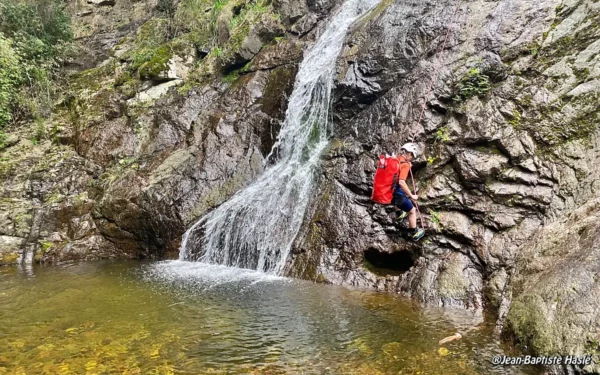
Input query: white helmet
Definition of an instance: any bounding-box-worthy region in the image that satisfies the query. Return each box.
[401,142,420,158]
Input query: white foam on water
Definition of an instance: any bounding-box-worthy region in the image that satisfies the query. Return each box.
[144,260,286,288]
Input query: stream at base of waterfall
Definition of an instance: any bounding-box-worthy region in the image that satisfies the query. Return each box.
[0,260,537,374]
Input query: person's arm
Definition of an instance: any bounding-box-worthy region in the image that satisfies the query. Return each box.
[398,180,418,200]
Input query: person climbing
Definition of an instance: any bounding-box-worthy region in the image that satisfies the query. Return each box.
[370,142,425,241]
[392,143,425,241]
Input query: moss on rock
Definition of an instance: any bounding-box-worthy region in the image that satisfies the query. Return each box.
[506,294,555,354]
[437,254,469,301]
[34,240,54,262]
[0,252,19,265]
[137,44,174,80]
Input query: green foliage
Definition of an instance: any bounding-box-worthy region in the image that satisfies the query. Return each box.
[529,45,539,57]
[0,35,21,126]
[434,127,450,142]
[0,0,72,60]
[453,67,491,103]
[507,109,522,129]
[136,18,172,50]
[215,0,276,65]
[174,0,279,66]
[555,3,563,14]
[241,59,253,72]
[240,0,271,19]
[126,19,172,76]
[0,131,8,149]
[32,117,45,142]
[225,21,250,56]
[123,18,202,82]
[211,46,223,57]
[214,0,228,12]
[0,0,73,127]
[429,210,442,229]
[137,44,173,80]
[118,157,138,168]
[174,0,224,49]
[222,69,240,84]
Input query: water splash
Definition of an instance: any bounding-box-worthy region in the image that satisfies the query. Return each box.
[145,260,286,289]
[180,0,381,273]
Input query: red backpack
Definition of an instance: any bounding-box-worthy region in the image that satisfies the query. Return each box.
[371,154,400,204]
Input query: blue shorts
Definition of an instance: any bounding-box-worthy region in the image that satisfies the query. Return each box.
[392,193,413,212]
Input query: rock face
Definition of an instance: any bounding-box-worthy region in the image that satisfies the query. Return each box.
[288,0,600,371]
[1,0,600,372]
[0,0,306,263]
[291,0,600,306]
[505,197,600,373]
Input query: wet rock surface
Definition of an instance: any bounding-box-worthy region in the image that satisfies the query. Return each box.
[287,0,600,371]
[1,0,306,263]
[505,198,600,373]
[1,0,600,372]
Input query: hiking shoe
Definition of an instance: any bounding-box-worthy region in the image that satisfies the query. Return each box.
[411,228,425,241]
[395,211,408,222]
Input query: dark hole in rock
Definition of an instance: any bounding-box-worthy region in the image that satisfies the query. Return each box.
[222,60,249,75]
[411,160,427,174]
[364,248,415,275]
[429,101,447,115]
[232,3,245,16]
[197,48,210,59]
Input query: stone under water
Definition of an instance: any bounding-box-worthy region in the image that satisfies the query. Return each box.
[0,260,534,374]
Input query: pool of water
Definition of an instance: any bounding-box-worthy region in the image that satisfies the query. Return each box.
[0,260,536,374]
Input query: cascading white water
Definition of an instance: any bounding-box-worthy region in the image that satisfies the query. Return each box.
[180,0,380,274]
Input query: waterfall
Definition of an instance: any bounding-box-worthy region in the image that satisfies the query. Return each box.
[179,0,380,274]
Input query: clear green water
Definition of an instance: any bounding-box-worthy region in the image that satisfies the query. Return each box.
[0,260,534,374]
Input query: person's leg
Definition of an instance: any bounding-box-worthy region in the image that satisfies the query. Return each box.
[392,195,407,222]
[405,204,424,240]
[399,197,415,227]
[408,207,417,228]
[395,210,406,220]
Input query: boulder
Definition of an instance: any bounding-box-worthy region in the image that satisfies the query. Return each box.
[128,79,183,104]
[506,198,600,374]
[454,149,509,184]
[290,13,318,36]
[87,0,115,6]
[273,0,309,26]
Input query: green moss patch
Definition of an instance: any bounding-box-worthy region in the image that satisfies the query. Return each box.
[137,44,174,80]
[453,67,491,103]
[0,252,20,265]
[506,294,555,354]
[34,240,54,262]
[437,256,469,301]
